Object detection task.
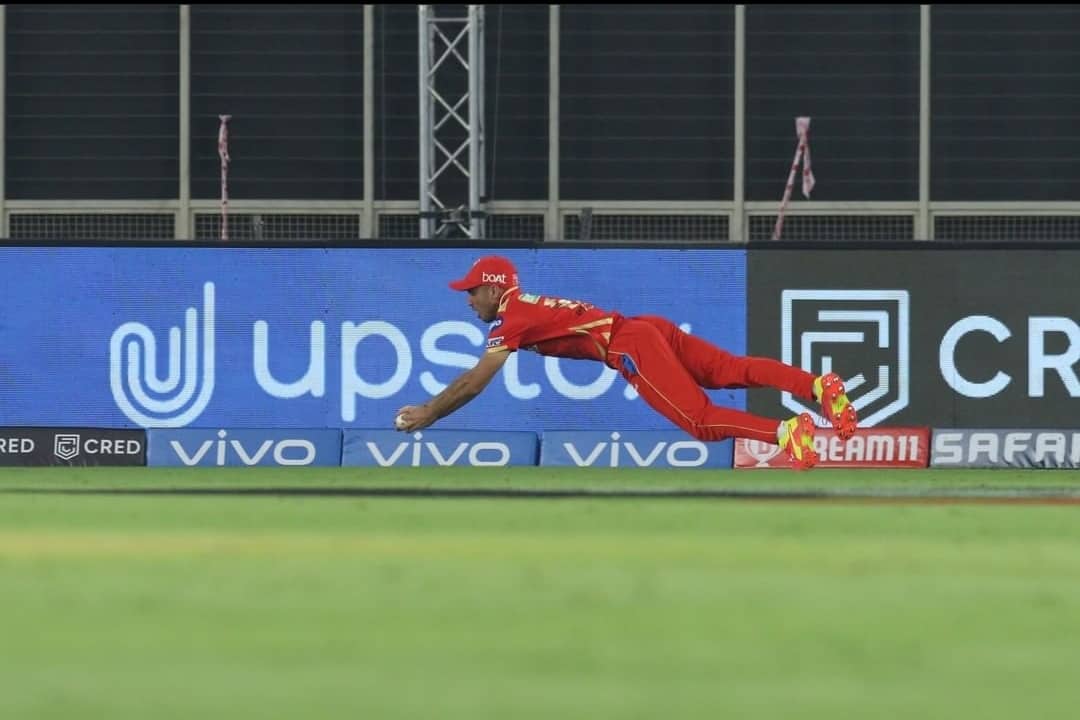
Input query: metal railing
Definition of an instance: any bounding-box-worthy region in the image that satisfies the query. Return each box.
[4,5,1080,243]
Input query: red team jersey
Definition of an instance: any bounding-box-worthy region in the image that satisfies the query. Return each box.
[485,287,623,362]
[448,255,824,451]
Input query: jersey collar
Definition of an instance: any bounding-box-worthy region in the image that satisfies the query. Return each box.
[497,286,520,312]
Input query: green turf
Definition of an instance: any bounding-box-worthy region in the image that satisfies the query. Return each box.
[2,467,1080,719]
[5,465,1080,491]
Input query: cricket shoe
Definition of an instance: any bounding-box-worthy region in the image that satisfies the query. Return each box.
[778,412,819,470]
[816,372,858,441]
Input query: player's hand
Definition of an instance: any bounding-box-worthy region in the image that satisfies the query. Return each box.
[395,404,436,432]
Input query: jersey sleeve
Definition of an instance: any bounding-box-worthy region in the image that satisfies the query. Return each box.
[486,307,531,353]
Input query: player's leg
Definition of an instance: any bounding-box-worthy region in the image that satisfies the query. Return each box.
[634,314,815,396]
[608,319,816,462]
[635,315,856,440]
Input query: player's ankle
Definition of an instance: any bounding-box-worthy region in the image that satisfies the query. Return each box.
[776,418,790,445]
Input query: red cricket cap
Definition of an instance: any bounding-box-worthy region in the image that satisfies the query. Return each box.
[448,255,519,291]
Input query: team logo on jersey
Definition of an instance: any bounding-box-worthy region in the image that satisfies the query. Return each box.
[491,317,504,329]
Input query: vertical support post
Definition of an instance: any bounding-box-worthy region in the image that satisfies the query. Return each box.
[547,5,560,241]
[918,5,932,240]
[178,5,191,239]
[363,4,375,237]
[732,5,745,243]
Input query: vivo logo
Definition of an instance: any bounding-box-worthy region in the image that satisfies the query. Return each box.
[342,430,537,468]
[562,432,709,468]
[367,432,511,467]
[169,430,317,466]
[541,431,730,469]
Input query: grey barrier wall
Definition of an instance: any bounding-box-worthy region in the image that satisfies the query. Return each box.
[747,247,1079,429]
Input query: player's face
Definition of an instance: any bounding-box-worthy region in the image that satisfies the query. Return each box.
[467,285,500,323]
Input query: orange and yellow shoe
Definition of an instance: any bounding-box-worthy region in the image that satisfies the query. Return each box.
[778,412,819,470]
[815,372,858,441]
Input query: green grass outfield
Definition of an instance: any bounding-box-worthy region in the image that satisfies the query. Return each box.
[2,467,1080,719]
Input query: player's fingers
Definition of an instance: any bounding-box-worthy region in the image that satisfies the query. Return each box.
[402,413,429,432]
[394,407,416,431]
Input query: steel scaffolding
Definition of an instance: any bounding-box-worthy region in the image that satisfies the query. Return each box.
[418,5,486,239]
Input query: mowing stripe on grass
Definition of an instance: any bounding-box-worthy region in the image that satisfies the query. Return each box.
[4,485,1080,504]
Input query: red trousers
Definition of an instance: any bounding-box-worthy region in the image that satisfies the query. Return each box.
[605,315,816,443]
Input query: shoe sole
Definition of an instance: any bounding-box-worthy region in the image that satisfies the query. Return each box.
[822,376,859,441]
[788,414,819,470]
[833,405,858,441]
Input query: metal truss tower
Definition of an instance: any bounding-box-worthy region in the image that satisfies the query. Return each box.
[418,5,486,239]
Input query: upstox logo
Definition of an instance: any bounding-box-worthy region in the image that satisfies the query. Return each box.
[781,290,909,427]
[110,282,216,428]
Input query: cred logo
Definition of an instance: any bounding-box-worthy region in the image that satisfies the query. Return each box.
[781,290,910,427]
[54,434,80,460]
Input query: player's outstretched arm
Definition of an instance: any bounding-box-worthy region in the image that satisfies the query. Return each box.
[395,351,510,432]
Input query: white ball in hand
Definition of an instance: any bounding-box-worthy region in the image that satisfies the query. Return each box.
[394,413,408,430]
